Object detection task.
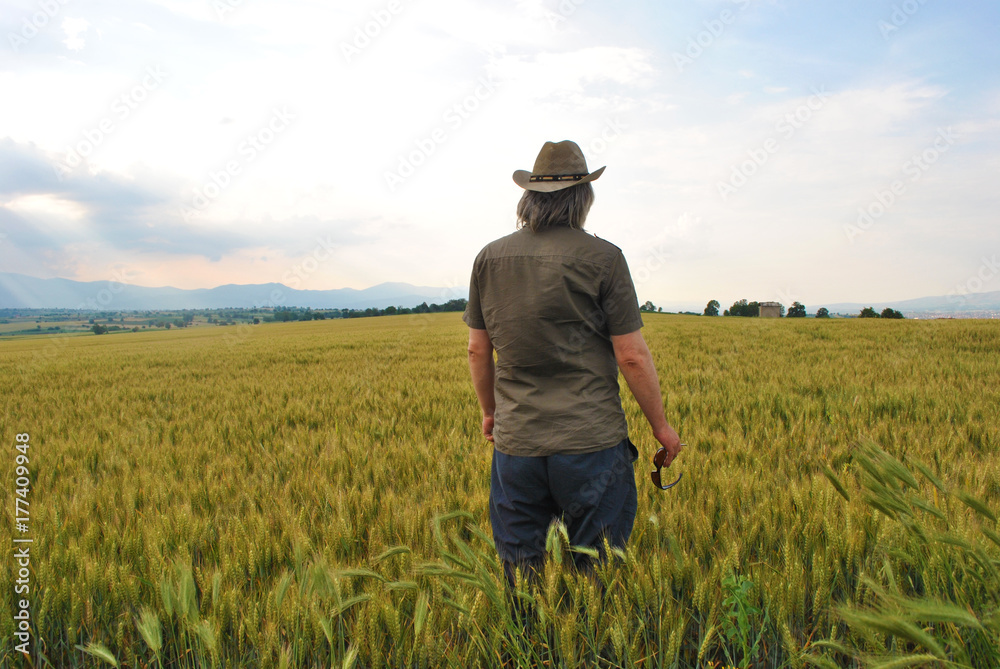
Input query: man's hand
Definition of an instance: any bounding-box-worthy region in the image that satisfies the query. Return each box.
[611,330,682,466]
[482,414,494,442]
[653,424,682,467]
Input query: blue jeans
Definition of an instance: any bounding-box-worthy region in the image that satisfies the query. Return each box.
[489,438,638,582]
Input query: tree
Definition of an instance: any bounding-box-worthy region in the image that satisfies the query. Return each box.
[859,307,878,319]
[92,324,107,335]
[881,307,904,319]
[726,299,747,316]
[640,300,657,312]
[704,300,720,317]
[815,307,830,319]
[727,299,760,317]
[787,301,806,318]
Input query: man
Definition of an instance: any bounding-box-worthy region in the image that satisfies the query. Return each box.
[463,140,682,587]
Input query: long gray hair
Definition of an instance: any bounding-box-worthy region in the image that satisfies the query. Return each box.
[515,183,595,232]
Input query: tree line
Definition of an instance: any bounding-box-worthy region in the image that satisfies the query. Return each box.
[701,300,904,319]
[266,299,468,322]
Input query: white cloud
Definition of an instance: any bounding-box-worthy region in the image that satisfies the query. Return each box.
[61,17,90,50]
[4,194,88,222]
[494,46,656,96]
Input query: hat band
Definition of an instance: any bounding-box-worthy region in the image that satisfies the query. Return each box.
[529,173,587,183]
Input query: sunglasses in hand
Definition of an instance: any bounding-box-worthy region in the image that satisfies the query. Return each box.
[651,444,683,490]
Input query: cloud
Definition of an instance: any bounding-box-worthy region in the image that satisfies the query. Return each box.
[61,17,89,50]
[495,46,656,103]
[2,0,998,302]
[0,138,373,263]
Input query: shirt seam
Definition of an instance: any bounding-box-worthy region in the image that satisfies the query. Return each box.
[480,249,613,265]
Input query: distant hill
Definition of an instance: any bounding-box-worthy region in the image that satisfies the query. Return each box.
[0,273,467,311]
[3,272,998,316]
[821,291,1000,317]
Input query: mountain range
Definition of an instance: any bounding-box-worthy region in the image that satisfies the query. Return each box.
[820,291,1000,316]
[0,273,466,311]
[1,272,998,316]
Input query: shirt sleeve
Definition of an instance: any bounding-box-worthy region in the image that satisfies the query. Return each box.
[600,250,644,335]
[462,254,487,330]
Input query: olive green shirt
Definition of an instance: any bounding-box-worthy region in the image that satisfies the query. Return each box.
[463,226,643,456]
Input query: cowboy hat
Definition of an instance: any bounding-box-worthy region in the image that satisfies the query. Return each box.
[512,140,606,192]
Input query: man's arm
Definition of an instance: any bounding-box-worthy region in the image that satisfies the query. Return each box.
[611,329,682,466]
[467,328,496,442]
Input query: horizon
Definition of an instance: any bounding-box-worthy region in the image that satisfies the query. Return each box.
[2,1,999,308]
[0,270,441,292]
[4,269,1000,315]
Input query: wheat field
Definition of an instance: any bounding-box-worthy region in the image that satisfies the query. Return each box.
[1,313,998,668]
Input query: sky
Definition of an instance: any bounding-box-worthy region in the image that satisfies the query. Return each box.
[1,0,999,311]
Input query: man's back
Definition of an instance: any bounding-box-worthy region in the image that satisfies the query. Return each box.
[463,227,643,456]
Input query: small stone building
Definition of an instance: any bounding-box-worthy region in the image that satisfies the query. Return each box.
[759,301,782,318]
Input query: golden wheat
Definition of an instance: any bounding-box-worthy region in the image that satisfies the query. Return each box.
[0,314,997,667]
